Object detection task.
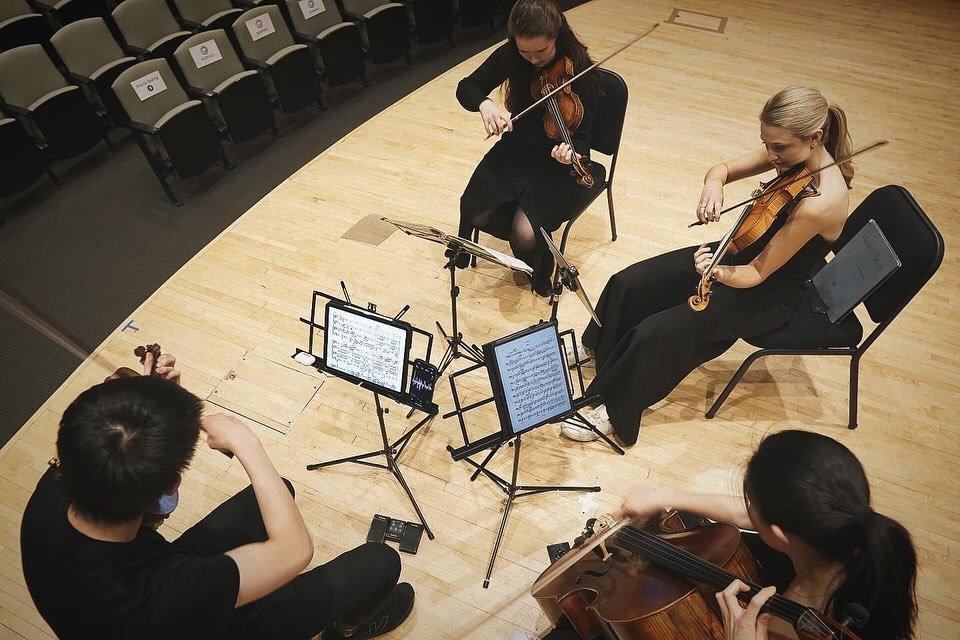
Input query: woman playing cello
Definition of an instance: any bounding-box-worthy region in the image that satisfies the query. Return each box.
[515,430,917,640]
[567,86,854,445]
[453,0,605,296]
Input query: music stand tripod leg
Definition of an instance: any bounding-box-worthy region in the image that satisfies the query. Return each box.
[436,254,484,375]
[480,436,600,588]
[305,393,435,539]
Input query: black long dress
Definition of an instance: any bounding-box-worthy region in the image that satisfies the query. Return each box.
[582,203,832,445]
[456,42,606,293]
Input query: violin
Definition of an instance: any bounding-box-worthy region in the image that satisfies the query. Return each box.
[531,514,862,640]
[689,165,815,312]
[105,343,162,381]
[687,140,889,312]
[532,55,594,188]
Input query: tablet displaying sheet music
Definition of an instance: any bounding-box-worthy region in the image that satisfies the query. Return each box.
[323,300,412,396]
[483,322,573,436]
[813,219,901,323]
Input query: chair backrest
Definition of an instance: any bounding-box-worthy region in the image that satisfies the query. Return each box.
[0,44,68,109]
[174,29,244,89]
[232,5,294,62]
[284,0,343,35]
[341,0,390,16]
[0,0,34,23]
[51,17,126,78]
[590,68,628,157]
[172,0,235,23]
[112,57,189,125]
[112,0,182,49]
[835,185,944,326]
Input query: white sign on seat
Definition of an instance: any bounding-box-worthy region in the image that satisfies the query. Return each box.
[131,71,167,102]
[246,13,276,41]
[299,0,326,19]
[189,39,223,69]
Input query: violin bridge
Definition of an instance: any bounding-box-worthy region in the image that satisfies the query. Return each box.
[598,540,612,562]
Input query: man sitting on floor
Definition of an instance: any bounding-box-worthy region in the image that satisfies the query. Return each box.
[21,352,414,640]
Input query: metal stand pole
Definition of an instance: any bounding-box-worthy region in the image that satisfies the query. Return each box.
[456,435,600,588]
[306,391,436,540]
[436,251,484,374]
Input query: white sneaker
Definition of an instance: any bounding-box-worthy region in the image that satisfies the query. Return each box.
[576,344,595,368]
[560,405,613,442]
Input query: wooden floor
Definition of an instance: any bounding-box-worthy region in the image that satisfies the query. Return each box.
[3,1,959,638]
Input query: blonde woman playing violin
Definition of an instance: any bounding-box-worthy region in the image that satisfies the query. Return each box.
[568,86,854,446]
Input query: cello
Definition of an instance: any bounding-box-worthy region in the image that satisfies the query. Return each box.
[531,514,863,640]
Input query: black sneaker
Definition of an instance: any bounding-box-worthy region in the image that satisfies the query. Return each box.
[324,582,415,640]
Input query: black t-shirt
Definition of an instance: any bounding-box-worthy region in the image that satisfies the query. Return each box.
[21,467,240,640]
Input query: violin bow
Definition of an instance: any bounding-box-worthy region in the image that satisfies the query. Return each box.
[688,139,889,228]
[485,22,660,139]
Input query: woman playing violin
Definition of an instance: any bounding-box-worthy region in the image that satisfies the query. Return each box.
[614,430,918,640]
[454,0,605,296]
[568,86,853,445]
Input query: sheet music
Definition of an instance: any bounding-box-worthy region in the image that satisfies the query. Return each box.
[326,306,407,393]
[492,326,571,433]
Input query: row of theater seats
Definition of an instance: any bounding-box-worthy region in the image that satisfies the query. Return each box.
[0,0,517,204]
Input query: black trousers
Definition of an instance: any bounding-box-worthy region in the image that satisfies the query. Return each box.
[171,480,400,640]
[583,245,803,445]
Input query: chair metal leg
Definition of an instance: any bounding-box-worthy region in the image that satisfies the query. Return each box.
[607,185,617,241]
[136,134,182,206]
[705,350,767,418]
[848,352,860,429]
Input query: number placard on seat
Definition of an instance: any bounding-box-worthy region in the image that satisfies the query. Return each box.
[189,39,223,69]
[246,13,276,41]
[131,71,168,101]
[299,0,326,19]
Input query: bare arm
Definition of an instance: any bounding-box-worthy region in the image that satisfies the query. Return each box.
[704,193,841,288]
[614,485,753,530]
[203,414,314,607]
[698,148,776,223]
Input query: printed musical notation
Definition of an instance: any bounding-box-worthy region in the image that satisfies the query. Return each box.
[326,306,407,393]
[494,328,571,433]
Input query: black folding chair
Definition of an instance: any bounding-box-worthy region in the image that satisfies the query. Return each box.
[705,185,944,428]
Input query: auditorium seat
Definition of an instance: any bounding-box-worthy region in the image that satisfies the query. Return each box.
[0,0,54,53]
[0,44,109,161]
[170,0,243,35]
[51,17,137,127]
[232,4,322,113]
[339,0,409,65]
[28,0,110,27]
[112,57,232,204]
[174,29,278,141]
[407,0,454,47]
[0,117,58,198]
[111,0,191,62]
[454,0,496,29]
[283,0,365,86]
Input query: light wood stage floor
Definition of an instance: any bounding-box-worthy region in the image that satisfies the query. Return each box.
[2,1,958,638]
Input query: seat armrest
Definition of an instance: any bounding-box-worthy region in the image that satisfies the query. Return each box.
[2,103,31,117]
[127,119,159,135]
[363,3,404,20]
[317,22,355,40]
[242,56,270,70]
[293,30,320,45]
[187,85,217,98]
[124,43,149,58]
[66,71,93,86]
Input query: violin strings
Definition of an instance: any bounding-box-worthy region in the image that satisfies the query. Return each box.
[612,527,810,622]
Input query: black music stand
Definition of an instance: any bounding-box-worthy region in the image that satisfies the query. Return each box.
[381,217,532,374]
[445,321,620,588]
[541,227,601,327]
[295,288,438,540]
